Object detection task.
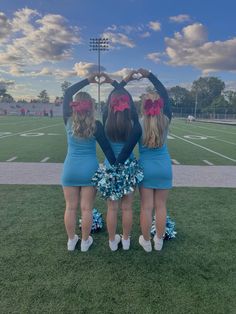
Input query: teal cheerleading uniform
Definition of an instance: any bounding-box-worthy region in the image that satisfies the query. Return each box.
[104,142,134,167]
[138,72,173,189]
[138,137,172,189]
[102,83,142,164]
[61,79,116,187]
[61,120,99,186]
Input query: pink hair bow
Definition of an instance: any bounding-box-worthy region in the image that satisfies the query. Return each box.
[144,98,164,116]
[70,100,92,113]
[110,95,130,113]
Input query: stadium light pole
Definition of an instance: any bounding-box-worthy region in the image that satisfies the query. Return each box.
[89,38,109,112]
[194,91,198,118]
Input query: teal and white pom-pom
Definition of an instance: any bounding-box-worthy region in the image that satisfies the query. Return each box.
[151,215,177,240]
[92,158,144,200]
[79,208,104,233]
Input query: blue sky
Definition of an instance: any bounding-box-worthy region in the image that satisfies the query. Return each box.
[0,0,236,101]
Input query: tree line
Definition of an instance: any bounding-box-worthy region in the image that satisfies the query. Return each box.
[167,77,236,115]
[1,77,236,115]
[0,81,71,105]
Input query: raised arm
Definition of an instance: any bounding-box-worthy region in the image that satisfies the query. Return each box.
[100,71,142,164]
[101,71,140,125]
[138,68,172,121]
[94,120,116,165]
[116,119,142,164]
[63,73,99,124]
[113,71,142,163]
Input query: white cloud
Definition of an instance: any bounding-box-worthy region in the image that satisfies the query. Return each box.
[0,12,11,41]
[102,32,135,48]
[74,62,106,77]
[165,23,236,73]
[0,78,15,90]
[0,9,81,72]
[225,81,236,91]
[11,8,39,35]
[169,14,191,23]
[109,67,134,80]
[105,24,118,32]
[140,31,151,38]
[8,65,25,76]
[146,52,162,63]
[104,23,153,40]
[148,21,161,32]
[105,24,143,35]
[120,25,136,34]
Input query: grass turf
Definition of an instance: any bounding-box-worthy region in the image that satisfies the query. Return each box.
[0,116,236,165]
[1,185,235,314]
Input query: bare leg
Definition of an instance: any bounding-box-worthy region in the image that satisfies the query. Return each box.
[154,189,169,239]
[63,186,80,239]
[121,193,133,240]
[106,199,119,241]
[80,186,96,241]
[139,187,154,241]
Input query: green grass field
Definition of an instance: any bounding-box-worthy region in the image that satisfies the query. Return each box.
[0,115,236,165]
[1,116,236,313]
[1,186,236,314]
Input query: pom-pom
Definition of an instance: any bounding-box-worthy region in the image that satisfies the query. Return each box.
[151,215,177,240]
[92,158,144,200]
[79,208,104,233]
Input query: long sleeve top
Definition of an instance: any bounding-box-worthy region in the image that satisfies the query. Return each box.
[146,73,172,121]
[63,79,116,165]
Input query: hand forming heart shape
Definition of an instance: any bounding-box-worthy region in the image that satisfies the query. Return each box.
[132,72,143,80]
[95,74,106,83]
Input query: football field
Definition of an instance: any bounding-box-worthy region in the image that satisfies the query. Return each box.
[0,115,235,165]
[1,115,236,314]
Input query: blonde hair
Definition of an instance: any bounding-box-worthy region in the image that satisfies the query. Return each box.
[71,92,95,138]
[142,93,169,148]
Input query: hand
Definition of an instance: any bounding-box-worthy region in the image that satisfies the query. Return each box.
[99,72,114,84]
[123,70,140,83]
[87,72,100,83]
[138,68,150,78]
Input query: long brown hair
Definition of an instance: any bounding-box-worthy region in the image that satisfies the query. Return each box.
[105,89,132,142]
[71,92,95,138]
[142,93,169,148]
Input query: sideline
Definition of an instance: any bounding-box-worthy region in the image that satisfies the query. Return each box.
[0,162,236,187]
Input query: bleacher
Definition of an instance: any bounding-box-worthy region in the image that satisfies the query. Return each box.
[0,102,63,117]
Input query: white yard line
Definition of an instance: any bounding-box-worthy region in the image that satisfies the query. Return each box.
[203,160,214,165]
[171,159,180,165]
[0,123,62,139]
[0,121,34,125]
[40,157,50,163]
[6,156,18,162]
[170,133,236,163]
[171,125,236,146]
[174,121,236,135]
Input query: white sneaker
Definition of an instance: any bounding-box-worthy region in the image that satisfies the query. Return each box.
[67,234,79,251]
[153,235,164,251]
[81,236,93,252]
[109,234,121,251]
[139,235,152,252]
[121,236,130,250]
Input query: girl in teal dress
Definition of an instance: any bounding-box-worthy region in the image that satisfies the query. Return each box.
[137,68,172,252]
[62,73,115,252]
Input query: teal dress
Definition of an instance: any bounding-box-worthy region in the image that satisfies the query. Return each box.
[61,78,116,187]
[138,122,172,189]
[138,72,172,189]
[104,142,134,167]
[61,120,99,186]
